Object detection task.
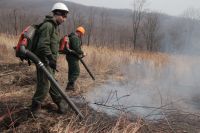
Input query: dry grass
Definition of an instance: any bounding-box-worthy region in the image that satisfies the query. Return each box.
[0,33,18,63]
[48,114,145,133]
[81,46,169,74]
[0,33,175,133]
[0,33,169,75]
[0,33,18,47]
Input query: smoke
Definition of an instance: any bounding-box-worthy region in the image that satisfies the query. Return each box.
[84,14,200,120]
[160,16,200,55]
[85,55,200,119]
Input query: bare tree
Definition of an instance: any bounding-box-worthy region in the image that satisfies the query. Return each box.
[0,9,40,35]
[99,10,110,45]
[132,0,146,49]
[13,9,18,35]
[182,8,200,46]
[182,8,200,20]
[86,7,95,46]
[142,13,161,51]
[70,6,85,31]
[118,25,132,49]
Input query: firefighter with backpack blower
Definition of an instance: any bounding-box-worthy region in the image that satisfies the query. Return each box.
[29,2,69,117]
[15,2,85,119]
[59,26,95,92]
[65,26,86,91]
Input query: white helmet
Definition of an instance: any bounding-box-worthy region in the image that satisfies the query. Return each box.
[52,2,69,13]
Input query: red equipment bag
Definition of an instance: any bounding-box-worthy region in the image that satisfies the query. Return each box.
[59,35,70,54]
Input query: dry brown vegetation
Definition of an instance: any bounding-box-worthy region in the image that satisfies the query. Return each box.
[0,34,199,133]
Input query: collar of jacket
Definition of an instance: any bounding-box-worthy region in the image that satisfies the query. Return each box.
[44,13,58,27]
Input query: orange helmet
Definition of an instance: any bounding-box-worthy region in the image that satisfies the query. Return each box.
[76,26,85,35]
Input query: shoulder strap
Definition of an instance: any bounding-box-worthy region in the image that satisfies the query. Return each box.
[37,20,55,37]
[45,20,55,36]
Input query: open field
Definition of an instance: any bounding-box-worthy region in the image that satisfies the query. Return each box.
[0,34,200,132]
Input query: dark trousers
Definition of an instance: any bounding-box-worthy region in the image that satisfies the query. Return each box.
[32,65,62,104]
[66,56,80,84]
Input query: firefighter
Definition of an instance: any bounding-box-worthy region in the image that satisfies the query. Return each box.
[66,26,86,91]
[31,2,69,116]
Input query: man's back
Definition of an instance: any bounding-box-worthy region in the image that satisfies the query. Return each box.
[35,14,59,63]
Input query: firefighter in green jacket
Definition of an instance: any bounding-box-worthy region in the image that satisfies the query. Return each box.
[31,2,69,116]
[66,26,86,91]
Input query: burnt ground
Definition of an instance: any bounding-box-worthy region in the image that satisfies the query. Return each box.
[0,62,200,133]
[0,62,119,132]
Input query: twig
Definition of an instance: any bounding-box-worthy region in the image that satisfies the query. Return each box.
[112,94,130,103]
[6,104,16,132]
[104,90,113,105]
[122,104,174,110]
[0,71,16,77]
[0,70,14,74]
[161,111,176,133]
[94,102,126,112]
[114,90,123,112]
[144,98,184,118]
[93,102,176,113]
[96,90,113,112]
[0,109,19,123]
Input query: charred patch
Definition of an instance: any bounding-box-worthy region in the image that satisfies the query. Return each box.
[0,63,36,88]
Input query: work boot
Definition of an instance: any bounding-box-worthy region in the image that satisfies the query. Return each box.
[30,101,42,118]
[56,99,68,114]
[66,82,75,91]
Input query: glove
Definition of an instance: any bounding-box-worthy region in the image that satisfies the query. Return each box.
[79,52,86,59]
[47,55,57,70]
[82,52,87,58]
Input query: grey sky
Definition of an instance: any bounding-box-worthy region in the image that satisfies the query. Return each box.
[65,0,200,16]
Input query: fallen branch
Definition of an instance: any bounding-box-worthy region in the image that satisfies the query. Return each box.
[94,102,125,112]
[94,102,176,111]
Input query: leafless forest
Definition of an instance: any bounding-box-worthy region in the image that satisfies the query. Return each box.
[1,0,200,53]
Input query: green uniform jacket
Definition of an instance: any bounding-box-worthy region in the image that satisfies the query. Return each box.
[66,32,83,83]
[32,14,62,104]
[68,32,83,57]
[35,14,60,63]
